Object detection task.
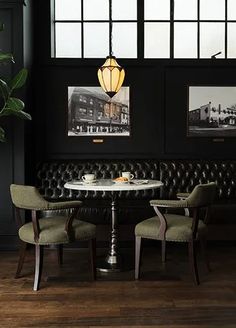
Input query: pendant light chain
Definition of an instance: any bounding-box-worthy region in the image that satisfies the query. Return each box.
[109,0,113,57]
[97,0,125,98]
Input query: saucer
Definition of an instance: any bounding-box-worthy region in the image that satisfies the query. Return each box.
[82,179,97,185]
[131,179,149,185]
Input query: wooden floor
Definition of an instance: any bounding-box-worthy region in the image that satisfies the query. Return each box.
[0,242,236,328]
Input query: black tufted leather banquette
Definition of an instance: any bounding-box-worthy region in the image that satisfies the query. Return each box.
[36,159,236,239]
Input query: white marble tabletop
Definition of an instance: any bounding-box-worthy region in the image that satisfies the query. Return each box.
[64,179,163,191]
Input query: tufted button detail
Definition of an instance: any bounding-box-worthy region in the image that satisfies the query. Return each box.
[160,160,236,200]
[36,160,161,201]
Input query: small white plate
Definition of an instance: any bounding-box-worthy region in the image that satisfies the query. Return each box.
[113,180,129,184]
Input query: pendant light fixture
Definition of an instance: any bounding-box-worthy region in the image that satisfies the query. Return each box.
[97,0,125,98]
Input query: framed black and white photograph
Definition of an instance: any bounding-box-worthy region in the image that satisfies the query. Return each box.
[187,86,236,137]
[68,86,130,137]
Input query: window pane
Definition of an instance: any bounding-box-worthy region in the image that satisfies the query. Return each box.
[174,23,197,58]
[55,0,81,20]
[144,0,170,20]
[112,0,137,20]
[200,23,224,58]
[55,23,81,57]
[83,0,109,20]
[145,23,170,58]
[200,0,225,20]
[174,0,197,20]
[84,23,109,58]
[228,23,236,58]
[112,23,137,58]
[228,0,236,20]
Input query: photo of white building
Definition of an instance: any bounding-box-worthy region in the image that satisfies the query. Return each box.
[188,86,236,137]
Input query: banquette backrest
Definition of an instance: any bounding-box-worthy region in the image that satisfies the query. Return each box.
[36,159,161,201]
[36,159,236,202]
[159,160,236,201]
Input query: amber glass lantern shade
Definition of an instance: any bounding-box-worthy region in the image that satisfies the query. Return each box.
[97,56,125,98]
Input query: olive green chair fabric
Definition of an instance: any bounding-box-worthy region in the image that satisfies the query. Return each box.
[10,184,82,211]
[135,214,207,242]
[135,182,217,284]
[10,184,96,291]
[19,216,96,245]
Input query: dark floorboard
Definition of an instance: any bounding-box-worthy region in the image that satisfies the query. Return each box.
[0,242,236,327]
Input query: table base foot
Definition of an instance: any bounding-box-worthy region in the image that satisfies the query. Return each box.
[96,255,122,273]
[96,253,134,273]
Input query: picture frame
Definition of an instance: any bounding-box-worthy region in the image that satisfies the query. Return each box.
[187,86,236,137]
[68,86,130,137]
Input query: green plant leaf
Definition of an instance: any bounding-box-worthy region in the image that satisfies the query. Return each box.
[0,52,14,64]
[0,97,31,120]
[5,97,24,111]
[0,24,31,141]
[9,109,31,120]
[9,68,28,90]
[0,78,10,101]
[0,126,6,142]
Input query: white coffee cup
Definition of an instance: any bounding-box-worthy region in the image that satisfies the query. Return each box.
[82,173,95,182]
[122,172,134,181]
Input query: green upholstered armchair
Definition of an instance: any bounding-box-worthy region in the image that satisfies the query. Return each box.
[135,182,217,284]
[10,184,96,291]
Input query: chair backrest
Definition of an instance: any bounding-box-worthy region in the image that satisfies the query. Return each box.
[186,182,217,208]
[10,184,49,210]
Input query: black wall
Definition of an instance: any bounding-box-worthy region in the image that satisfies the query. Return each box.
[34,1,236,162]
[2,1,236,249]
[0,0,33,249]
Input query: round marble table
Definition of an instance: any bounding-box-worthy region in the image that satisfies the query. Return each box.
[64,179,163,272]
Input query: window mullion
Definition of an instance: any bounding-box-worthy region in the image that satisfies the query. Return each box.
[225,0,228,58]
[138,0,144,59]
[51,0,56,57]
[81,0,84,58]
[197,0,200,58]
[170,0,174,58]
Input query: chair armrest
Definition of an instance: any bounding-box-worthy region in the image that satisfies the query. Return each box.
[150,199,188,208]
[176,192,190,200]
[47,200,83,210]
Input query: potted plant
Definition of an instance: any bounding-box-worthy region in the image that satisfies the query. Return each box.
[0,23,31,142]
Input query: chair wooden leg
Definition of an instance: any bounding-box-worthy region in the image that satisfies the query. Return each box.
[135,236,142,280]
[57,244,63,267]
[161,240,166,263]
[200,236,211,272]
[15,241,28,278]
[33,245,44,291]
[188,240,199,285]
[89,238,96,280]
